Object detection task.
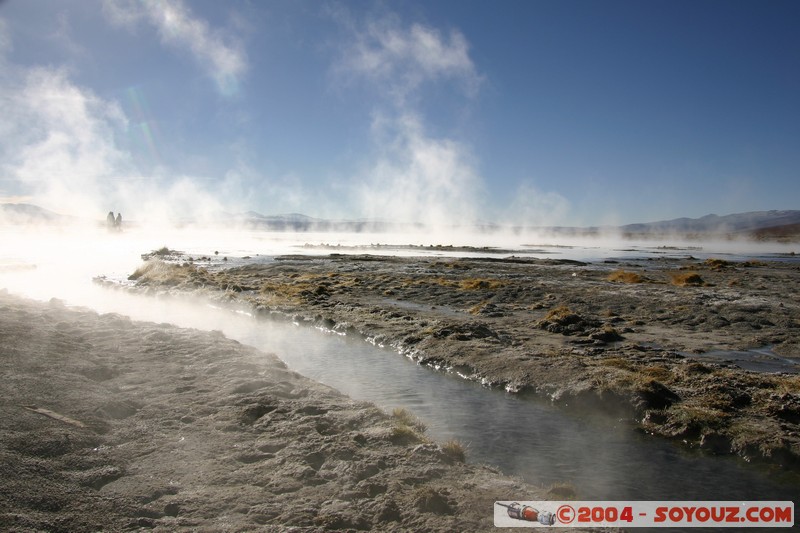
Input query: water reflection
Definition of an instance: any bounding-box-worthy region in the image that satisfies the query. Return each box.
[234,317,798,502]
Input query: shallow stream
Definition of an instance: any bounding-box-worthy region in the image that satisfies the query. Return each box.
[222,309,799,503]
[1,229,798,514]
[20,277,796,504]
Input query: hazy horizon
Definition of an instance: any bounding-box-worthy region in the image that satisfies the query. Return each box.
[1,1,798,229]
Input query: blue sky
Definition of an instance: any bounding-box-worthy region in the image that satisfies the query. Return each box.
[0,0,798,227]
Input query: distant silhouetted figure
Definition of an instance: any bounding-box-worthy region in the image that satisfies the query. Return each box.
[115,213,122,230]
[107,211,115,231]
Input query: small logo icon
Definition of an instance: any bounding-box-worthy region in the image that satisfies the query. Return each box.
[556,504,575,524]
[496,502,556,525]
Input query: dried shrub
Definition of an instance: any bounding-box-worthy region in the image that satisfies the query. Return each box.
[440,439,466,463]
[544,305,575,322]
[599,357,636,372]
[670,272,705,286]
[128,260,196,285]
[547,482,577,499]
[459,278,506,291]
[390,424,425,444]
[607,270,643,283]
[705,258,732,270]
[641,365,672,383]
[468,301,488,315]
[392,407,427,433]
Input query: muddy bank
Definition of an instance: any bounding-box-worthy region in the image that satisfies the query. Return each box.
[0,291,593,532]
[114,252,800,468]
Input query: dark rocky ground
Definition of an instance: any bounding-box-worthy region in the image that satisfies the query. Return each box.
[1,291,605,532]
[114,251,800,469]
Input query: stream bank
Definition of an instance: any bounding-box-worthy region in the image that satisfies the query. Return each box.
[114,252,800,468]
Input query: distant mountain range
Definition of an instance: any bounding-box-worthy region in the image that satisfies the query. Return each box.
[0,203,72,224]
[619,210,800,235]
[2,203,799,241]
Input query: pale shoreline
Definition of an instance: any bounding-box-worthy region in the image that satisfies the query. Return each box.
[0,291,597,532]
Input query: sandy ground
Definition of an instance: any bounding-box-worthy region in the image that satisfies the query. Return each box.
[0,290,601,532]
[116,251,800,468]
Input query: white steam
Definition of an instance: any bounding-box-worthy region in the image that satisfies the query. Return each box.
[505,182,572,228]
[0,16,244,227]
[336,11,570,236]
[0,64,128,219]
[102,0,247,97]
[357,112,483,230]
[335,13,488,234]
[340,16,481,104]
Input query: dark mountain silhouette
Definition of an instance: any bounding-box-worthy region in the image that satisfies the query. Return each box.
[2,202,798,241]
[620,210,800,234]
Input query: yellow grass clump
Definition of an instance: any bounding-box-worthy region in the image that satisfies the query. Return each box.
[670,272,705,286]
[390,407,428,444]
[546,482,577,499]
[544,305,575,321]
[607,270,644,283]
[127,260,196,286]
[392,407,427,433]
[458,278,506,291]
[705,258,732,270]
[440,439,467,463]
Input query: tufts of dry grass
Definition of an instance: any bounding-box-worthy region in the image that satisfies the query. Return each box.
[704,258,732,270]
[128,260,196,286]
[546,482,577,499]
[458,278,506,291]
[392,407,427,433]
[440,439,467,463]
[607,270,644,283]
[390,424,426,444]
[599,357,636,372]
[468,301,488,315]
[640,365,673,383]
[670,271,705,286]
[544,305,575,321]
[665,405,731,435]
[390,407,429,444]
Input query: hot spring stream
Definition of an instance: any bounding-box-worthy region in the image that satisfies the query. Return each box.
[37,281,796,506]
[1,228,797,516]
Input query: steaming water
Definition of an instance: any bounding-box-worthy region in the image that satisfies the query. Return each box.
[248,321,799,503]
[1,227,798,508]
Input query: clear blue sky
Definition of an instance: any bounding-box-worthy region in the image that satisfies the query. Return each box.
[1,0,798,226]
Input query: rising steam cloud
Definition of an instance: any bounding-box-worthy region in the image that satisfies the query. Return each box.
[336,12,572,234]
[334,13,487,232]
[102,0,247,97]
[357,112,483,229]
[0,6,572,232]
[0,12,246,227]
